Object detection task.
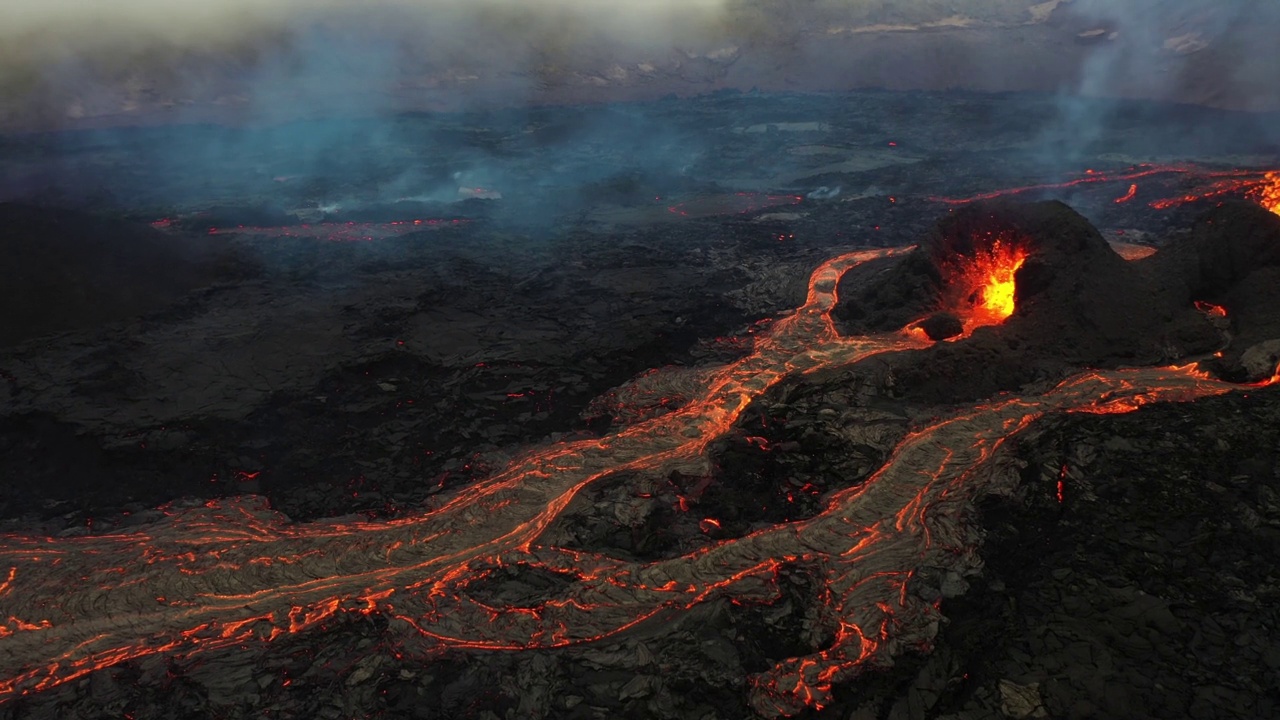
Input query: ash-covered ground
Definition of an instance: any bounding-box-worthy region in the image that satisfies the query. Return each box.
[0,90,1278,720]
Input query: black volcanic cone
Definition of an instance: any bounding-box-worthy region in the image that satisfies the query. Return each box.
[1154,201,1280,379]
[1156,200,1280,298]
[834,201,1227,402]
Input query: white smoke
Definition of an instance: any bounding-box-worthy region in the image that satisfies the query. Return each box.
[1033,0,1280,167]
[0,1,732,58]
[2,0,1278,131]
[0,0,752,128]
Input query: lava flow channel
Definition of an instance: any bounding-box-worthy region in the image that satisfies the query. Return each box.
[931,164,1280,217]
[0,245,1273,717]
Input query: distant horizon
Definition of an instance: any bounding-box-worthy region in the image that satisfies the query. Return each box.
[3,1,1278,131]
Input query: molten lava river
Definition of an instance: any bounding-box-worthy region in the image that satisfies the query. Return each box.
[0,245,1274,716]
[932,164,1280,218]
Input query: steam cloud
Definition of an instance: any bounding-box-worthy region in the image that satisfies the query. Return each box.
[4,0,1279,129]
[1,0,747,127]
[2,0,732,49]
[1037,0,1280,169]
[2,0,1278,221]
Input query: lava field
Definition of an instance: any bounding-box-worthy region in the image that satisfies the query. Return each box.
[1,89,1279,720]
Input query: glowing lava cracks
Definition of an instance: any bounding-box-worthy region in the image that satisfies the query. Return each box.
[0,244,1273,717]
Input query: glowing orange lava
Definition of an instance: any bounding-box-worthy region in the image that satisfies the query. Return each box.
[0,240,1273,718]
[1253,172,1280,216]
[928,165,1203,205]
[947,237,1028,331]
[1108,241,1158,261]
[933,164,1280,218]
[1194,300,1228,318]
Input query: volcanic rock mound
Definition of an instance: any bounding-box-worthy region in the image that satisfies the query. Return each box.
[834,201,1280,402]
[1155,202,1280,380]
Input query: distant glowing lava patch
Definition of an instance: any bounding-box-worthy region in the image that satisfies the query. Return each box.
[932,164,1280,219]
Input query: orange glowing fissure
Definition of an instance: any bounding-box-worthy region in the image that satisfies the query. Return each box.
[1194,300,1228,318]
[932,164,1280,218]
[0,243,1274,717]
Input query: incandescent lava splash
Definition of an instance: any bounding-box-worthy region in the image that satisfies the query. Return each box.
[943,233,1028,332]
[1255,171,1280,216]
[1,203,1278,717]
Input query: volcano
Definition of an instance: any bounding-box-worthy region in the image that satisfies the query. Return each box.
[2,67,1280,720]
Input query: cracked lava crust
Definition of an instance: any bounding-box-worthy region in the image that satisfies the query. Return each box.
[2,198,1279,718]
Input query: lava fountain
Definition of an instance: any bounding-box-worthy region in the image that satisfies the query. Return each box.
[944,233,1028,332]
[1253,171,1280,216]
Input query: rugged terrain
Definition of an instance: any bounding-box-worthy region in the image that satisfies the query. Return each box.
[0,90,1278,719]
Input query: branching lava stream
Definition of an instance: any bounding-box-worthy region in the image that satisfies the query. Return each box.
[0,245,1274,716]
[931,164,1280,218]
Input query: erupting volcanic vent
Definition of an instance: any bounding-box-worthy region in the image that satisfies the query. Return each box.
[1,198,1278,717]
[942,232,1028,333]
[1255,171,1280,216]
